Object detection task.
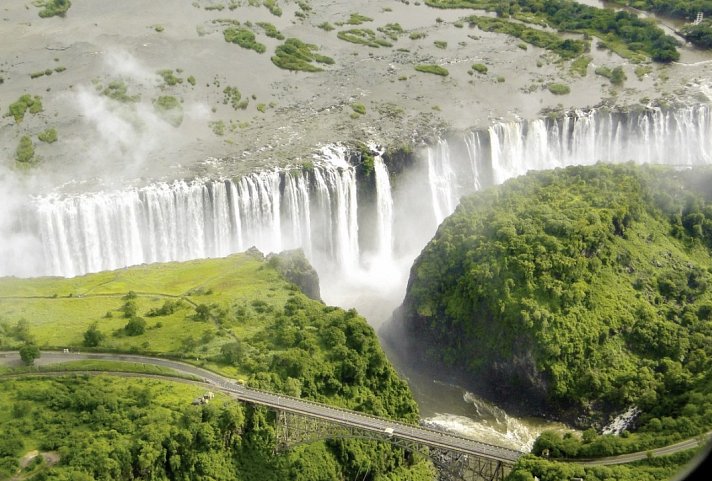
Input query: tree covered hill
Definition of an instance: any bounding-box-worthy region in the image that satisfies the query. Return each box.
[398,163,712,441]
[0,251,433,481]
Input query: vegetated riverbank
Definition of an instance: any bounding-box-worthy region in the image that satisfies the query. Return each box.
[390,163,712,478]
[0,250,432,480]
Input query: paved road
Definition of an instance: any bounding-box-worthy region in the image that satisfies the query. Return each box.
[3,351,709,467]
[0,351,523,465]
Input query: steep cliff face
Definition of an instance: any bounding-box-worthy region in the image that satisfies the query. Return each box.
[395,164,712,422]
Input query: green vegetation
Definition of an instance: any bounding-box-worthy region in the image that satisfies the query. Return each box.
[223,86,248,110]
[99,80,140,103]
[30,68,58,79]
[351,102,366,115]
[153,96,183,127]
[595,65,627,85]
[402,164,712,464]
[378,22,405,41]
[467,16,586,60]
[434,40,448,49]
[337,29,393,47]
[0,251,431,480]
[19,343,40,365]
[409,31,427,40]
[34,0,71,18]
[37,128,58,144]
[256,21,284,40]
[414,64,449,76]
[426,0,680,62]
[271,38,334,72]
[157,69,183,87]
[547,82,570,94]
[318,21,334,31]
[472,62,488,74]
[569,55,591,76]
[15,136,36,164]
[0,359,186,377]
[7,95,43,123]
[263,0,282,16]
[345,13,373,25]
[224,27,267,53]
[635,64,653,80]
[209,120,226,136]
[620,0,712,20]
[680,20,712,49]
[511,450,701,481]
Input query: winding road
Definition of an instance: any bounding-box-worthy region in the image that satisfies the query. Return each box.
[0,351,523,466]
[2,351,710,468]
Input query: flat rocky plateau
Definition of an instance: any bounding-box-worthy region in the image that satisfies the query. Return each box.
[1,0,711,191]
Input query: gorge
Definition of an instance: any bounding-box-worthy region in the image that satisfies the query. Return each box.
[2,0,712,478]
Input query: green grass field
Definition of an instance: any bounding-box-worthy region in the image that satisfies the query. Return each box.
[0,359,195,378]
[0,253,296,364]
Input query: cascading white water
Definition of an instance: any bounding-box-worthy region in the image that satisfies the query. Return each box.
[373,155,394,262]
[31,164,354,279]
[481,106,711,186]
[426,139,457,226]
[8,105,712,288]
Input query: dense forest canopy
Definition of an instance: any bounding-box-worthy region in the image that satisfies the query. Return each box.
[401,164,712,444]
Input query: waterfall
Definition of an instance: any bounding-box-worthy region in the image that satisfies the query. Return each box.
[373,155,394,261]
[30,164,351,278]
[6,105,712,288]
[426,139,457,226]
[477,106,711,186]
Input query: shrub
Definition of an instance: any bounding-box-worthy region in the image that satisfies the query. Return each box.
[472,63,488,74]
[351,102,366,115]
[154,100,183,126]
[414,64,449,76]
[15,136,35,163]
[223,27,266,53]
[157,69,183,86]
[8,95,43,123]
[38,128,58,143]
[256,21,284,40]
[547,82,570,95]
[434,40,448,49]
[101,80,139,103]
[263,0,282,17]
[83,323,105,347]
[272,38,333,72]
[37,0,71,18]
[337,29,393,47]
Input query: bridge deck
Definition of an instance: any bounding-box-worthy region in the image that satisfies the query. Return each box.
[0,351,524,464]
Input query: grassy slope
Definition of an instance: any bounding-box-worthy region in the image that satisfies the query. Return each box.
[0,252,432,480]
[0,253,288,363]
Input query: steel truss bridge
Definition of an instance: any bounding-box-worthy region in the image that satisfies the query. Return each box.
[0,351,524,481]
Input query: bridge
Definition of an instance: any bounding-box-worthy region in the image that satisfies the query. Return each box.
[0,351,523,481]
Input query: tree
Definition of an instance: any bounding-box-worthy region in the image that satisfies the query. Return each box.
[19,343,40,365]
[194,304,211,322]
[220,341,243,365]
[124,317,146,336]
[83,322,105,347]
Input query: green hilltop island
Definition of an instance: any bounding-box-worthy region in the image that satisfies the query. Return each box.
[390,163,712,480]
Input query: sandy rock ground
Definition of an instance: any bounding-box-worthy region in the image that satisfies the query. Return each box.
[1,0,711,192]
